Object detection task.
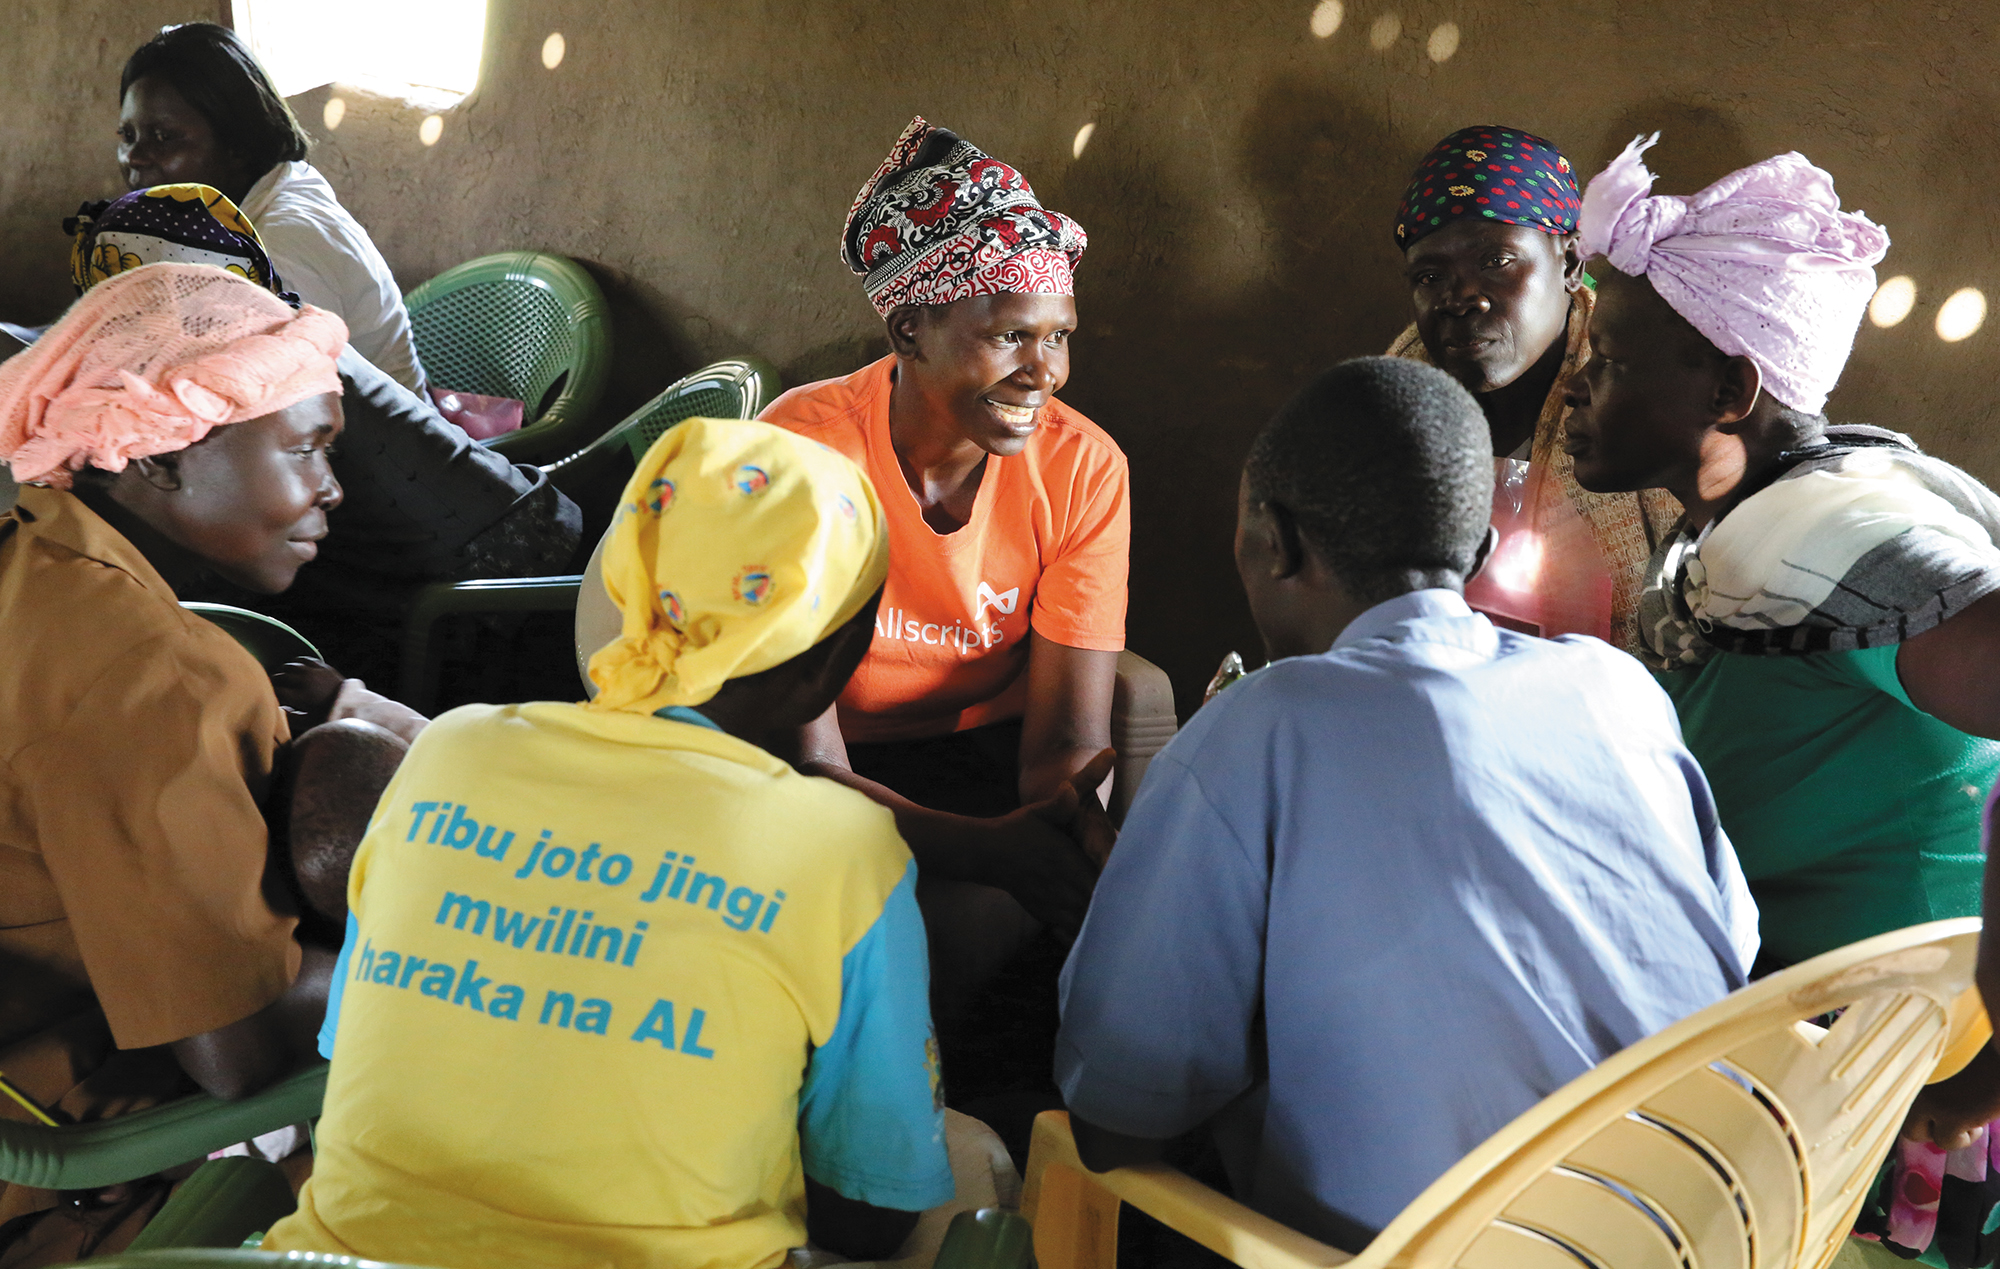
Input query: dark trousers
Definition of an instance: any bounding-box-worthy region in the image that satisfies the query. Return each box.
[847,721,1066,1161]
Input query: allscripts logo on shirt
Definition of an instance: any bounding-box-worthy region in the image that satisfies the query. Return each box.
[976,582,1018,617]
[875,581,1019,655]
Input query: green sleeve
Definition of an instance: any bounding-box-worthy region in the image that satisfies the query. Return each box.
[1834,645,1917,709]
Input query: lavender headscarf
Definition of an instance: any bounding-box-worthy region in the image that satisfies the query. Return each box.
[1577,134,1890,415]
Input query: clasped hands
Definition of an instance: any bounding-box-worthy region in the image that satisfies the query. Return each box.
[967,748,1118,941]
[272,657,429,745]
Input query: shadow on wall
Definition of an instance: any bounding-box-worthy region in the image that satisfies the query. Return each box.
[1056,74,1409,715]
[783,334,891,393]
[1590,100,1757,197]
[1838,87,2000,469]
[571,259,699,429]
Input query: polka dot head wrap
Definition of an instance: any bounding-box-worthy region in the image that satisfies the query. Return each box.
[1396,125,1582,250]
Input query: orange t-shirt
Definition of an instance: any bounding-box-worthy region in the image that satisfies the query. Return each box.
[762,356,1129,743]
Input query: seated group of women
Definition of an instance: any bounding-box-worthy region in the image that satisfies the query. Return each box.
[7,24,2000,1269]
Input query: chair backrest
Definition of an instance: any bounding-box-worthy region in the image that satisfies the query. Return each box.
[574,524,617,693]
[1108,651,1177,824]
[619,359,778,462]
[1022,920,1982,1269]
[541,358,780,506]
[182,603,320,672]
[1354,918,1980,1269]
[404,252,611,459]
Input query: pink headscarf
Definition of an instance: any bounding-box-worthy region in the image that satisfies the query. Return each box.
[1578,134,1890,414]
[0,263,346,488]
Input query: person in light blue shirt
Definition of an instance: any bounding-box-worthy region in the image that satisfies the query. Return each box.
[1055,356,1758,1251]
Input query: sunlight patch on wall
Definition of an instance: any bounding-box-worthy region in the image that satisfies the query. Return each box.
[419,114,445,146]
[1427,22,1461,61]
[542,32,566,69]
[1937,287,1986,342]
[1868,275,1916,327]
[1072,123,1097,159]
[322,96,346,130]
[1369,13,1403,49]
[1310,1,1344,38]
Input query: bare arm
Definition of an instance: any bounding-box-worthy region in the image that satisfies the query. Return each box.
[1017,635,1118,803]
[1894,595,2000,1143]
[793,705,999,882]
[1896,590,2000,740]
[790,633,1117,934]
[170,944,335,1101]
[1019,635,1119,868]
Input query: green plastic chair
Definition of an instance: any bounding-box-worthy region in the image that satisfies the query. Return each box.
[0,1063,326,1192]
[394,359,780,712]
[403,252,612,464]
[181,603,321,672]
[541,357,780,505]
[125,1157,298,1252]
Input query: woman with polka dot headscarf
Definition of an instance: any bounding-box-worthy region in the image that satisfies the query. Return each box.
[1386,125,1680,655]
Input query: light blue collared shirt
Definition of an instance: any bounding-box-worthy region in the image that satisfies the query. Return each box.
[1057,590,1756,1249]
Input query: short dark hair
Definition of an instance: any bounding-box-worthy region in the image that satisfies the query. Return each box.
[1245,357,1493,602]
[121,23,310,177]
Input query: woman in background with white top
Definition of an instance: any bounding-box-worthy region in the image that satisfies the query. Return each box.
[114,22,428,395]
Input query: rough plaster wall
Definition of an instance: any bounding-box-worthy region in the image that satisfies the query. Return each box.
[0,2,212,310]
[5,0,1994,711]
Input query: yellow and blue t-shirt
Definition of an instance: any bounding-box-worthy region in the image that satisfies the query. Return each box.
[265,702,952,1269]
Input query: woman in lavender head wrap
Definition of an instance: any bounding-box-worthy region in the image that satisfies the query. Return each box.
[1562,134,2000,1267]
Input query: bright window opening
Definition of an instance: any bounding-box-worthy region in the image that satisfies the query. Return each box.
[233,0,488,104]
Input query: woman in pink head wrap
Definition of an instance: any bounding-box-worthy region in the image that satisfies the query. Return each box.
[1562,136,2000,1267]
[0,263,411,1260]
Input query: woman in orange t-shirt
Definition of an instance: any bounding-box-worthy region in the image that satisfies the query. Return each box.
[762,117,1130,1020]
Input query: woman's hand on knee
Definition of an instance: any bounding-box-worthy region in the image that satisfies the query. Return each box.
[1905,1043,2000,1149]
[1064,748,1118,870]
[967,790,1101,938]
[273,657,428,744]
[273,657,346,732]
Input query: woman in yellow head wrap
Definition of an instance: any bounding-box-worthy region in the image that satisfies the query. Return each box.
[269,417,954,1269]
[587,416,888,719]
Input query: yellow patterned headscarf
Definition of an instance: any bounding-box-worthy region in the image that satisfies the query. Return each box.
[585,417,890,713]
[66,184,288,298]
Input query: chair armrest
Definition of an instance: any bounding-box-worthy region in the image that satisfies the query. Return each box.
[127,1157,297,1251]
[0,1063,326,1191]
[397,575,584,710]
[1020,1111,1349,1269]
[1109,652,1178,825]
[1933,987,1992,1083]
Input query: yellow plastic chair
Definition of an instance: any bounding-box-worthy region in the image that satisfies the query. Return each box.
[1023,918,1985,1269]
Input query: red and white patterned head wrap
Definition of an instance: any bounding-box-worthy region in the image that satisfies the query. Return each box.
[842,116,1087,316]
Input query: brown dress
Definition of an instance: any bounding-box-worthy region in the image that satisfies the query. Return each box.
[0,487,298,1264]
[1388,286,1682,656]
